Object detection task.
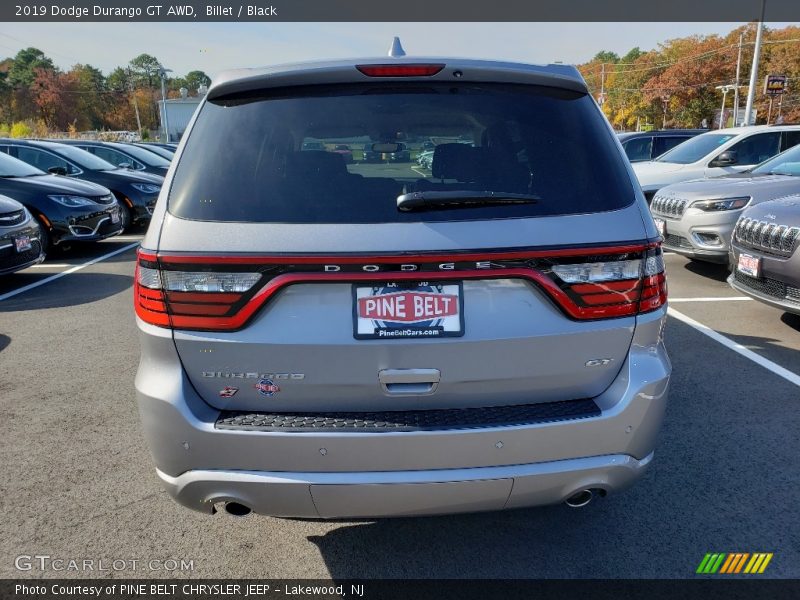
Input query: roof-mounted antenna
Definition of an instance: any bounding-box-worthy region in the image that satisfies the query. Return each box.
[388,37,406,58]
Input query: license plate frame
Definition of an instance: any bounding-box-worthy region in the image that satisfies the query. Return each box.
[737,253,760,278]
[352,281,465,340]
[14,235,32,253]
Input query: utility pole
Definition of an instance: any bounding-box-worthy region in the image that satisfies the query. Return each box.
[716,85,736,128]
[127,68,142,139]
[158,64,172,143]
[744,0,766,126]
[599,63,606,105]
[733,32,743,126]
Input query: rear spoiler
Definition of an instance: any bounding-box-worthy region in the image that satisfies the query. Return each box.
[208,57,588,100]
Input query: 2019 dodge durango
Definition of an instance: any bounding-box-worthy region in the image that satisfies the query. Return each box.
[134,55,671,518]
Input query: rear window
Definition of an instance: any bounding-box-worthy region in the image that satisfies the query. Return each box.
[169,83,635,223]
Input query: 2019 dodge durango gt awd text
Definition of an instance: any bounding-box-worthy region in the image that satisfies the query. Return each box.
[135,54,671,519]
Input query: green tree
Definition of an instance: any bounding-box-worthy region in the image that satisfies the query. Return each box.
[128,53,162,88]
[7,47,55,87]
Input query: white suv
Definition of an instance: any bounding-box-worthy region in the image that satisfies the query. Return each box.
[633,125,800,201]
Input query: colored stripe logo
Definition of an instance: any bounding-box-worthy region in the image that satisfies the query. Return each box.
[696,552,773,574]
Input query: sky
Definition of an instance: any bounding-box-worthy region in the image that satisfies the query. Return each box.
[1,21,798,80]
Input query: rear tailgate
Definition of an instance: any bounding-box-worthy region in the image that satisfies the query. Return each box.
[145,209,659,412]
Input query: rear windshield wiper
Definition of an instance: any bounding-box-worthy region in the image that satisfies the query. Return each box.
[397,190,541,212]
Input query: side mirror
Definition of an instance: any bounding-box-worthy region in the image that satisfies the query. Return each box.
[710,150,738,167]
[48,166,67,176]
[118,162,132,169]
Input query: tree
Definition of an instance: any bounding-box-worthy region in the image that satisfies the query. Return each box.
[593,50,620,64]
[70,64,107,129]
[184,70,211,91]
[642,35,736,127]
[7,47,54,87]
[30,67,79,129]
[6,48,56,122]
[128,53,162,88]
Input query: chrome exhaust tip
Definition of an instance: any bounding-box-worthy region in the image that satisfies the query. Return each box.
[224,501,252,517]
[565,489,594,508]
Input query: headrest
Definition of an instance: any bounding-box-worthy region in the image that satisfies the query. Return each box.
[431,143,484,181]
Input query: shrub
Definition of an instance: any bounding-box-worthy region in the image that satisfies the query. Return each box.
[10,122,32,138]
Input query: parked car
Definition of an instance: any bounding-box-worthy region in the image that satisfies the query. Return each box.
[0,152,121,250]
[617,129,706,163]
[417,150,434,169]
[134,54,669,519]
[301,141,325,151]
[57,140,170,176]
[1,139,163,229]
[142,142,178,151]
[0,195,44,274]
[362,142,411,163]
[651,142,800,263]
[728,195,800,315]
[633,125,800,201]
[331,144,354,164]
[131,143,175,161]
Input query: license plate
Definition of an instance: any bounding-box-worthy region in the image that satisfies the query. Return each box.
[737,253,760,278]
[111,210,120,224]
[654,218,666,237]
[14,235,31,252]
[353,282,464,339]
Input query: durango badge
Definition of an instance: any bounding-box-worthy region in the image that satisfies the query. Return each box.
[254,379,281,397]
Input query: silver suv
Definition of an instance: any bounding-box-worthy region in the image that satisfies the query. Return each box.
[651,142,800,263]
[134,54,671,518]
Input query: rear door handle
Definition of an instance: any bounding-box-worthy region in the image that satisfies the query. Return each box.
[378,368,440,395]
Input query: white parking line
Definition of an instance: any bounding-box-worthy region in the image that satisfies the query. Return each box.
[668,307,800,388]
[669,297,752,303]
[0,242,139,302]
[29,264,71,268]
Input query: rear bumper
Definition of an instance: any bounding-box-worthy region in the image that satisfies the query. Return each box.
[135,309,670,517]
[157,452,653,518]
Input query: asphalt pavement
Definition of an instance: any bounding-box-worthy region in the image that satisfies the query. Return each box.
[0,240,798,579]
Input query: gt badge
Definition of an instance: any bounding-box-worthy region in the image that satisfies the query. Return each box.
[219,387,239,398]
[254,379,281,397]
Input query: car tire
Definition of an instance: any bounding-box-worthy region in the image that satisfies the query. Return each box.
[35,217,50,258]
[118,203,133,231]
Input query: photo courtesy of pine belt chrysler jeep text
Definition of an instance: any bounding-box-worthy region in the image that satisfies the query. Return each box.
[134,47,671,518]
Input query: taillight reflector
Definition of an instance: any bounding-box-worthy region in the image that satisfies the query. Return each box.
[356,64,445,77]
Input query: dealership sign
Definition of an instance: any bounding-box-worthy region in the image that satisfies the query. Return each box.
[764,75,788,96]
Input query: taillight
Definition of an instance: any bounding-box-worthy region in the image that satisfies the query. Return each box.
[134,243,667,332]
[356,64,445,77]
[548,246,667,318]
[134,249,262,330]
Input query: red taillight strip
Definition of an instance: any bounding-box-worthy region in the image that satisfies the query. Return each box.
[155,243,654,266]
[135,244,666,331]
[571,280,640,294]
[166,291,243,304]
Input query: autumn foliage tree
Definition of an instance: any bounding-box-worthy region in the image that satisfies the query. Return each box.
[579,23,800,129]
